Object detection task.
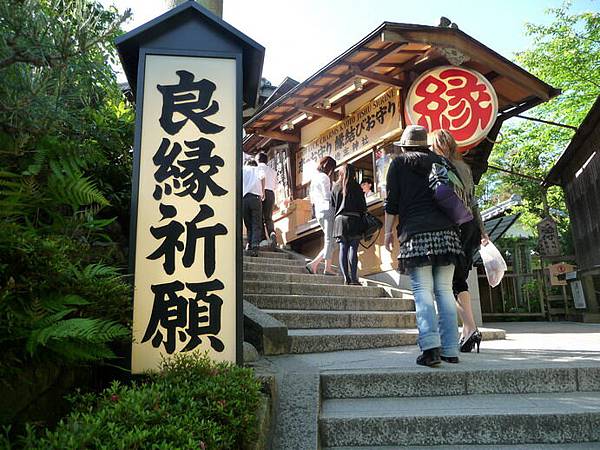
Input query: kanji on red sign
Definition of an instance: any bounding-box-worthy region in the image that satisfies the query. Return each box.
[408,67,497,148]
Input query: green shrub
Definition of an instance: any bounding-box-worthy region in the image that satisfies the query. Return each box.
[19,354,262,450]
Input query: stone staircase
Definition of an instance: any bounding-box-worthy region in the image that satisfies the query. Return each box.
[244,249,417,353]
[243,249,502,354]
[319,365,600,448]
[243,250,600,449]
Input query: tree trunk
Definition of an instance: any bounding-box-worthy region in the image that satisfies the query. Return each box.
[166,0,223,17]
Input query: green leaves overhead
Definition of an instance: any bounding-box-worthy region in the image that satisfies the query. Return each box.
[478,3,599,249]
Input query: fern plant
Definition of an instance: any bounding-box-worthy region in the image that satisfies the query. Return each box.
[26,294,129,363]
[0,226,132,374]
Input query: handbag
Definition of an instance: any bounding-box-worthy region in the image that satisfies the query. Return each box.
[429,160,473,225]
[361,212,383,239]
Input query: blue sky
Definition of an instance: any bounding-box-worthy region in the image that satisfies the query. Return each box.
[104,0,598,85]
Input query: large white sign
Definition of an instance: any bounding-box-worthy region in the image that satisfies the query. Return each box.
[132,54,238,373]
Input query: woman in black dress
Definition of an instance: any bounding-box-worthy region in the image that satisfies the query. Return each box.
[331,164,367,285]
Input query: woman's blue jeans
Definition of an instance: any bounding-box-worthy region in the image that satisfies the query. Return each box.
[407,264,459,357]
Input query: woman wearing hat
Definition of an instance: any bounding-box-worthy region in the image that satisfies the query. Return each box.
[384,125,463,367]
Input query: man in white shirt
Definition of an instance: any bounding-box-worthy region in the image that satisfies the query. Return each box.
[256,152,278,247]
[242,159,265,257]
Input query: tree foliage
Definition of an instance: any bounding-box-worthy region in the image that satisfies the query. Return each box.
[477,3,599,249]
[0,0,135,378]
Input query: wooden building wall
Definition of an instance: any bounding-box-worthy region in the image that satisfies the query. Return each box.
[563,122,600,272]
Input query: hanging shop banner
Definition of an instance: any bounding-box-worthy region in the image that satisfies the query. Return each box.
[296,88,401,186]
[405,66,498,152]
[268,143,292,208]
[131,54,238,373]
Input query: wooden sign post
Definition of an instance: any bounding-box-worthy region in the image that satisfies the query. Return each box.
[116,2,264,373]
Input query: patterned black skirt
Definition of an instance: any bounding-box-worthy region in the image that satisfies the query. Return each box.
[397,228,464,273]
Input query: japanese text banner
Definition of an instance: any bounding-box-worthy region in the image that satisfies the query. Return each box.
[132,54,237,373]
[296,88,401,186]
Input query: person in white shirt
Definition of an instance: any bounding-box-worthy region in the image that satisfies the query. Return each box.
[242,159,265,257]
[307,156,337,275]
[256,152,278,247]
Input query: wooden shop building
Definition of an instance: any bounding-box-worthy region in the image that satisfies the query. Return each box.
[243,21,559,284]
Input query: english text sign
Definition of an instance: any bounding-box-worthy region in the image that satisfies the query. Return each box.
[296,88,401,186]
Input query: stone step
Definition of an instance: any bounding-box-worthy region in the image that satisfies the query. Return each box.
[323,443,600,450]
[289,328,418,353]
[319,391,600,447]
[255,250,295,259]
[243,256,306,266]
[243,281,386,298]
[244,294,415,312]
[244,261,307,274]
[244,271,344,285]
[265,310,416,329]
[288,328,505,354]
[321,366,600,399]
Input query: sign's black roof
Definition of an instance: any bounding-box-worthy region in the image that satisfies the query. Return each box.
[115,0,265,107]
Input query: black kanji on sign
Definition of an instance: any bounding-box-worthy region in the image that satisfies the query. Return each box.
[182,279,224,352]
[151,137,228,203]
[177,138,228,202]
[147,217,185,275]
[142,280,187,354]
[147,204,228,276]
[153,138,182,184]
[157,70,225,135]
[142,280,224,354]
[334,134,344,151]
[183,204,227,277]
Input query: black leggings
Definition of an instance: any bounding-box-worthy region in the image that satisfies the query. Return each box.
[339,239,359,283]
[453,219,481,295]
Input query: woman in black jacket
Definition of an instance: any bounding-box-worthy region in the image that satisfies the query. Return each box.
[384,125,464,367]
[331,164,367,285]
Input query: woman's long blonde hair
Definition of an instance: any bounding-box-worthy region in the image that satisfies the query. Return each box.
[431,129,460,161]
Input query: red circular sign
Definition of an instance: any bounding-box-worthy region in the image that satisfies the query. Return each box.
[405,66,498,152]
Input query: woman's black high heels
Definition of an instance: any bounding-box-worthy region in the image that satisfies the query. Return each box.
[460,330,482,353]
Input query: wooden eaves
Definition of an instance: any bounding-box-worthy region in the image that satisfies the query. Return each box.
[543,95,600,187]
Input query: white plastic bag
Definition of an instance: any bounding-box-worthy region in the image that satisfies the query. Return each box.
[479,241,507,288]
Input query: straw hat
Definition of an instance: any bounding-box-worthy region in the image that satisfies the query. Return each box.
[394,125,429,147]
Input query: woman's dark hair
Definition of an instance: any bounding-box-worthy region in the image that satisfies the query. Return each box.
[246,159,257,166]
[256,152,268,164]
[338,164,357,197]
[317,156,336,176]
